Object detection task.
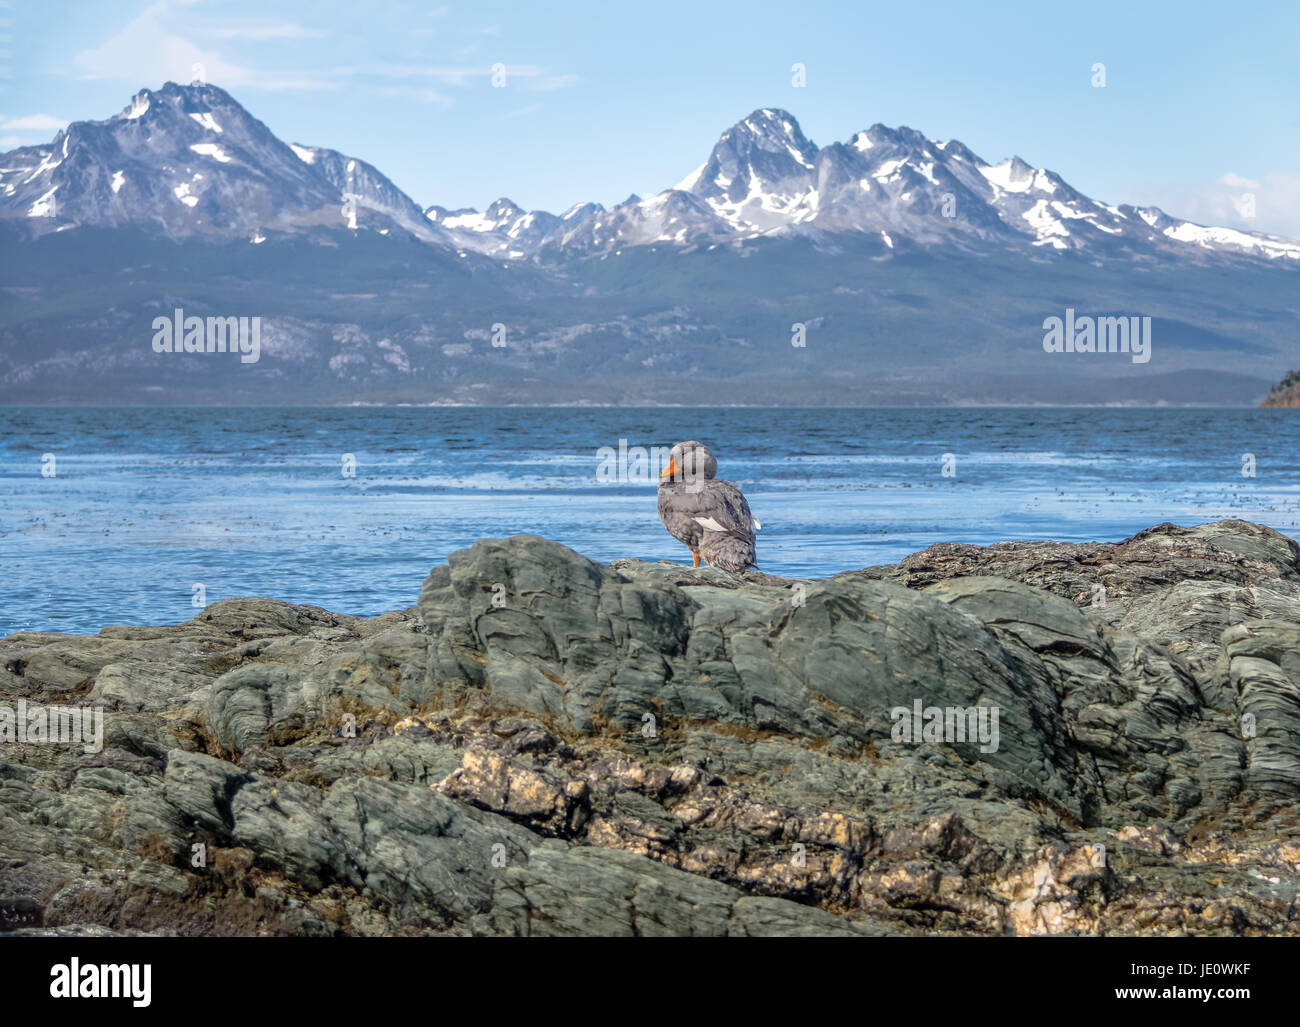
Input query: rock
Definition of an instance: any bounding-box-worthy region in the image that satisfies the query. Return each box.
[2,520,1299,935]
[1260,369,1300,408]
[439,747,590,835]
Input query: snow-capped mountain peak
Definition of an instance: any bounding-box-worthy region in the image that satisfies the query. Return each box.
[2,86,1297,265]
[505,110,1300,262]
[0,81,445,244]
[426,106,1300,263]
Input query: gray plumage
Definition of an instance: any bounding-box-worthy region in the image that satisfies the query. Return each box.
[658,440,759,572]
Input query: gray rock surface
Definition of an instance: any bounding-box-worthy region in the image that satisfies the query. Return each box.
[2,519,1298,935]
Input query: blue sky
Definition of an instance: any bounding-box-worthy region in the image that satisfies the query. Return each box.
[4,0,1300,235]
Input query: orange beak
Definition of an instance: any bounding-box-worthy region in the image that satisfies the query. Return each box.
[660,457,676,480]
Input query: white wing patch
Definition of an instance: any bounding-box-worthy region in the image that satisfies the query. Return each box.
[752,517,762,531]
[693,516,726,532]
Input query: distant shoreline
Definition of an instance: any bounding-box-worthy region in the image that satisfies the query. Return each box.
[0,400,1286,410]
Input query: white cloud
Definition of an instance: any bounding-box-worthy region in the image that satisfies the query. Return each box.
[364,63,577,91]
[73,2,246,84]
[64,2,576,105]
[71,1,335,92]
[0,114,68,132]
[523,73,580,92]
[367,63,528,85]
[499,103,540,121]
[1134,172,1300,242]
[212,23,325,41]
[374,85,453,108]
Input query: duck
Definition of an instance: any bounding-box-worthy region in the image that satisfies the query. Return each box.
[658,440,761,572]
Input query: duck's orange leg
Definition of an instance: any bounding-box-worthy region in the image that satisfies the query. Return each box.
[692,550,700,568]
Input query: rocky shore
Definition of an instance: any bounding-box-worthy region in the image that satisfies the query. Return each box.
[1261,370,1300,408]
[3,520,1299,936]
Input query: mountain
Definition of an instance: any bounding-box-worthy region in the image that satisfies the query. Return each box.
[1,84,1298,406]
[434,106,1300,264]
[424,198,563,259]
[6,86,1296,265]
[0,81,446,245]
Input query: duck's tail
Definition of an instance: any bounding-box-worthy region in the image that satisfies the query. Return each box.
[698,532,758,574]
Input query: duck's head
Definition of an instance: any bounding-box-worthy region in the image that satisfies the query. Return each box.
[660,440,717,484]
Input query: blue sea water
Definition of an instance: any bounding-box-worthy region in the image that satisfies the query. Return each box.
[1,406,1297,636]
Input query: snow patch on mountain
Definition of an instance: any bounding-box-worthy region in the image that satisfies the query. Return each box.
[27,186,57,217]
[674,163,706,192]
[981,159,1035,194]
[190,143,231,163]
[188,112,222,134]
[124,94,150,120]
[1163,222,1300,259]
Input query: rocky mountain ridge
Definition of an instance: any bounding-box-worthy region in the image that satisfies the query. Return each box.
[4,84,1298,266]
